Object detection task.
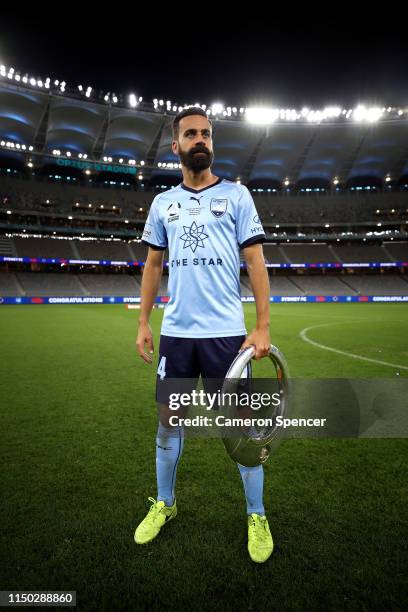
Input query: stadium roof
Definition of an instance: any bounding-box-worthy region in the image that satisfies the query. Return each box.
[1,80,408,186]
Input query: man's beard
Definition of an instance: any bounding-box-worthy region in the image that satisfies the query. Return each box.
[178,144,214,172]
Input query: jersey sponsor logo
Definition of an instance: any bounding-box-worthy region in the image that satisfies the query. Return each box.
[253,214,261,224]
[167,202,181,222]
[170,257,223,267]
[251,226,264,234]
[179,221,209,253]
[210,198,228,218]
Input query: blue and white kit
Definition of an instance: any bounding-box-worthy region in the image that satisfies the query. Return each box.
[142,178,266,339]
[143,178,267,517]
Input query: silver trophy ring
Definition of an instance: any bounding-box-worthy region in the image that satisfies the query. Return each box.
[220,344,290,467]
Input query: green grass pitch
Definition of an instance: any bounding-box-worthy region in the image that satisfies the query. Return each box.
[1,303,407,610]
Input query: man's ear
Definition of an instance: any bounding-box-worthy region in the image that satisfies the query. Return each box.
[172,140,179,155]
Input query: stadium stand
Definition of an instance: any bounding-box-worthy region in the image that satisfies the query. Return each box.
[3,270,407,297]
[253,192,407,223]
[383,242,408,261]
[281,244,339,263]
[74,239,132,261]
[293,275,357,295]
[0,175,150,217]
[331,245,392,263]
[268,276,305,296]
[16,272,85,296]
[78,273,140,296]
[0,236,16,256]
[262,245,289,264]
[240,279,254,296]
[14,236,75,258]
[156,276,168,296]
[0,272,24,296]
[0,272,144,297]
[1,76,408,303]
[1,175,407,225]
[7,236,408,267]
[128,242,149,260]
[10,236,150,262]
[343,273,408,295]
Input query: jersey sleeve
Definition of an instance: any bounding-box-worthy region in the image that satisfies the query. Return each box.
[235,185,266,249]
[141,197,168,250]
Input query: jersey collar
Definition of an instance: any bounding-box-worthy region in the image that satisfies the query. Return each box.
[180,176,223,194]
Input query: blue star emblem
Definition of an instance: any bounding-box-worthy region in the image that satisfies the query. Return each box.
[179,221,209,253]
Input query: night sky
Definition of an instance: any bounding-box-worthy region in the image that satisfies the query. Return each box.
[1,14,407,108]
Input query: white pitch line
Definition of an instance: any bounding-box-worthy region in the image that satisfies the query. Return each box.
[299,321,408,371]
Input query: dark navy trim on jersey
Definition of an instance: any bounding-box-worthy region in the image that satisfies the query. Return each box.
[239,234,266,250]
[180,176,223,194]
[142,239,167,251]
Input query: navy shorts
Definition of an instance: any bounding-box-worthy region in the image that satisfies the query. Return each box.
[156,334,247,405]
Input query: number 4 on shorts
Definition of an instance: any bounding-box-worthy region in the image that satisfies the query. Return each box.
[158,356,167,380]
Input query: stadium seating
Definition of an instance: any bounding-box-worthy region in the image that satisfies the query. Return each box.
[2,177,407,301]
[0,236,16,256]
[253,192,407,223]
[240,279,254,296]
[293,275,356,295]
[128,242,149,260]
[78,273,140,296]
[11,236,151,262]
[8,236,408,266]
[16,272,85,296]
[332,245,392,263]
[383,242,408,262]
[14,236,75,258]
[262,245,289,264]
[0,175,151,217]
[157,277,168,296]
[2,270,407,297]
[2,175,407,224]
[281,244,339,263]
[0,272,24,296]
[268,276,305,296]
[74,239,132,261]
[343,273,408,295]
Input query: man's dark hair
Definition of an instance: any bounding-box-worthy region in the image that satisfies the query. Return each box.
[172,107,212,140]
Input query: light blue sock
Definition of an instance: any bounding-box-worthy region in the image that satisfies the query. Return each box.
[156,422,184,507]
[237,462,265,515]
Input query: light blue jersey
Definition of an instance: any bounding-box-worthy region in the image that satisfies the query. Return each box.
[142,178,265,338]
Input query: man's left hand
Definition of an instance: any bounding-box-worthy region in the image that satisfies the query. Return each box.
[240,327,271,360]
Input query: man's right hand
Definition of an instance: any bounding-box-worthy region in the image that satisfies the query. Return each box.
[136,322,154,364]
